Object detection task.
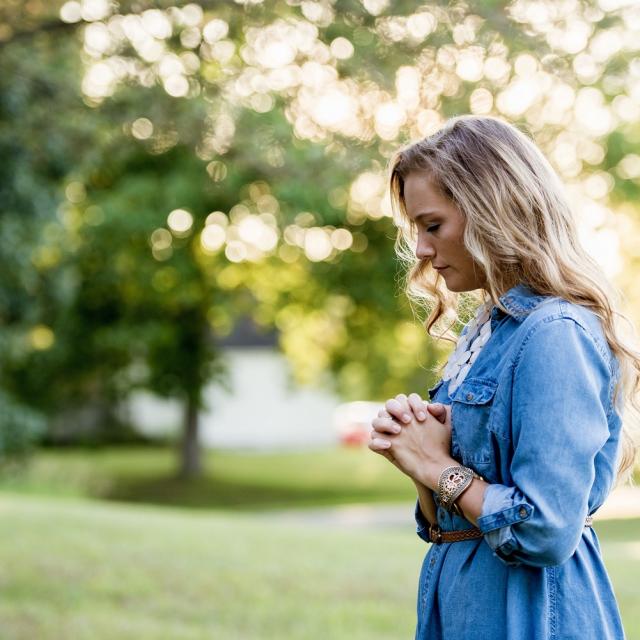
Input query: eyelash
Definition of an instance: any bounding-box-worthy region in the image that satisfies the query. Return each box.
[425,224,440,233]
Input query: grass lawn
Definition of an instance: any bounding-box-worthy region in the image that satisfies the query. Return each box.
[0,493,421,640]
[1,446,638,637]
[0,494,638,639]
[0,445,417,510]
[3,445,639,512]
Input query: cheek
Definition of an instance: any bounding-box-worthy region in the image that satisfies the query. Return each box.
[449,231,471,258]
[441,235,466,258]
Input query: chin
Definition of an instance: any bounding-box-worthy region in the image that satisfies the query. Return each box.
[446,284,470,293]
[442,275,478,293]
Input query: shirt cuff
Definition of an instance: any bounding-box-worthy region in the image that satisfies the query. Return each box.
[415,498,432,543]
[477,483,533,565]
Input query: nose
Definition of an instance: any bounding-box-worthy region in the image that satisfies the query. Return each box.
[415,233,435,261]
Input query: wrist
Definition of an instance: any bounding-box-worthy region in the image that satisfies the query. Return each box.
[417,457,459,491]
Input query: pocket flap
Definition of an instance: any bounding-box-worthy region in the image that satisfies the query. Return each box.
[453,378,497,405]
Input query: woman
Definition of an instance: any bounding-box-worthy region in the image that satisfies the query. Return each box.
[368,115,639,639]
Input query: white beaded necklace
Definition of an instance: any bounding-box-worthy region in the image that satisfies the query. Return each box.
[442,300,493,394]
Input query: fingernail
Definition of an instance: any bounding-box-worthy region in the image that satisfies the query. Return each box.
[373,438,391,448]
[403,413,411,423]
[417,411,426,420]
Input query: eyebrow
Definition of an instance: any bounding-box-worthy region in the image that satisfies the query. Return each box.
[412,211,440,221]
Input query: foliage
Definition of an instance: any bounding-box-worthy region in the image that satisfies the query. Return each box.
[2,0,640,472]
[0,390,45,463]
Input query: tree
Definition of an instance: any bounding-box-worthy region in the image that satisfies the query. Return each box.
[2,0,640,474]
[0,15,104,457]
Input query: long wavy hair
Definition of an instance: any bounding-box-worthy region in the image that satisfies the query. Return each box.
[389,114,639,479]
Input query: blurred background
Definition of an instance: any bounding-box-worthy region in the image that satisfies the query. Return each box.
[0,0,639,638]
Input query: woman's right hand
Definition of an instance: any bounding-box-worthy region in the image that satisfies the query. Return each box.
[369,393,447,451]
[368,393,447,468]
[368,393,446,525]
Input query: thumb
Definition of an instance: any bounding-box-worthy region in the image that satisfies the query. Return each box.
[426,402,447,423]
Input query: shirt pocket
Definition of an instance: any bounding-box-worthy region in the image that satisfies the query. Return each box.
[450,377,498,465]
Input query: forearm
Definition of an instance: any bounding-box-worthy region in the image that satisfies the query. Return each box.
[416,458,489,527]
[452,476,489,526]
[413,479,437,525]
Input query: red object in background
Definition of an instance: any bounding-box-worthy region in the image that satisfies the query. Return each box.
[340,427,371,446]
[334,401,381,447]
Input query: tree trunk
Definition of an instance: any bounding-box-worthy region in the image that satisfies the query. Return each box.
[179,395,201,479]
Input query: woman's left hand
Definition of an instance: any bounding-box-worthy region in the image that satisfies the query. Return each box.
[369,393,455,489]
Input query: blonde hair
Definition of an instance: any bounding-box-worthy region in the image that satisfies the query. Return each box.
[389,114,639,479]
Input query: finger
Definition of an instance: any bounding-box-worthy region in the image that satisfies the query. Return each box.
[370,428,394,442]
[377,407,391,418]
[368,441,387,455]
[371,427,394,441]
[368,442,396,465]
[427,402,447,422]
[385,398,412,424]
[371,416,401,435]
[369,436,392,450]
[395,393,411,417]
[408,393,427,421]
[395,394,412,409]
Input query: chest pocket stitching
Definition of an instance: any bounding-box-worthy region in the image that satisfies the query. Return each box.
[450,378,498,465]
[452,378,497,405]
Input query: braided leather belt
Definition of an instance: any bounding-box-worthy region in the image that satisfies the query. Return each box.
[428,524,483,544]
[428,516,594,545]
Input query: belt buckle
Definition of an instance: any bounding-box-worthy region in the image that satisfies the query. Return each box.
[429,523,443,544]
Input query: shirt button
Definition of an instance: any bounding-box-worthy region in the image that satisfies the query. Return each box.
[519,507,528,519]
[466,393,474,401]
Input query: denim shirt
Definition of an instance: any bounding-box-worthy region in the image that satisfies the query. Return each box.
[414,284,625,640]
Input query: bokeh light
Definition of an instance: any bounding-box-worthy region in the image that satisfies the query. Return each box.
[167,209,193,236]
[29,325,55,350]
[201,225,226,253]
[131,117,154,139]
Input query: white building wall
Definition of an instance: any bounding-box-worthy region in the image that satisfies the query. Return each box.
[128,348,344,450]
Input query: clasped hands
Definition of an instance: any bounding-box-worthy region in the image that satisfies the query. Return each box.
[368,392,456,491]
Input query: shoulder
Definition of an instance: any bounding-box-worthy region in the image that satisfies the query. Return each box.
[515,297,615,376]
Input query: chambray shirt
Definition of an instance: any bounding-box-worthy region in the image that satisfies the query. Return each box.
[414,283,625,640]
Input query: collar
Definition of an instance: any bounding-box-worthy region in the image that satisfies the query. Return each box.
[495,283,549,321]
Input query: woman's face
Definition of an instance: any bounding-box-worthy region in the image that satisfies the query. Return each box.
[403,171,486,292]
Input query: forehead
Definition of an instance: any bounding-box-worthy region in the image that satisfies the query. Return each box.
[402,171,452,219]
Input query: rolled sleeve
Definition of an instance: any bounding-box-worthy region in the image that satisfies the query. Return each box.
[479,315,613,568]
[415,498,432,543]
[478,484,533,565]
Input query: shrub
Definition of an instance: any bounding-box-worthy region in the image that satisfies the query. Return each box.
[0,389,46,463]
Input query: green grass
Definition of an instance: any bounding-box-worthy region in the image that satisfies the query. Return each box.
[595,519,640,635]
[1,447,639,637]
[0,493,638,639]
[3,445,639,513]
[0,445,416,510]
[0,493,422,639]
